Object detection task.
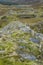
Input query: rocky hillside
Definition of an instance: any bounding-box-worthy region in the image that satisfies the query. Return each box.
[0,21,43,65]
[0,4,43,65]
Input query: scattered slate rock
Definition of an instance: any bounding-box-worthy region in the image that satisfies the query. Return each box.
[30,38,40,43]
[19,53,36,60]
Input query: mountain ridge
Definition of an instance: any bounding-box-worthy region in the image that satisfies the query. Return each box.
[0,0,43,5]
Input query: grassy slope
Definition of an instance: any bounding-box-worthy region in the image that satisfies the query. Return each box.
[0,5,43,27]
